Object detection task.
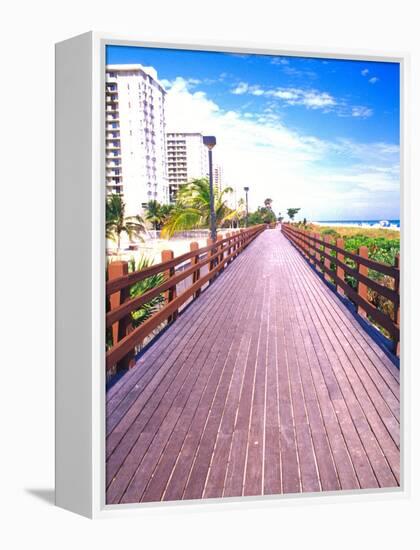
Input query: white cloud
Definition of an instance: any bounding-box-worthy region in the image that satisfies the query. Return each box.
[270,57,317,79]
[231,84,336,110]
[271,57,289,65]
[161,76,201,90]
[271,89,300,100]
[231,82,249,94]
[361,69,379,85]
[249,86,265,96]
[351,106,373,118]
[229,85,375,116]
[300,91,336,108]
[164,77,399,220]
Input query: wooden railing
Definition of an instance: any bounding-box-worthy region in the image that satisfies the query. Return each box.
[106,225,266,373]
[281,223,400,353]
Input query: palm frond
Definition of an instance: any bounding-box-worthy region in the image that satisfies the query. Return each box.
[129,255,165,327]
[160,207,203,238]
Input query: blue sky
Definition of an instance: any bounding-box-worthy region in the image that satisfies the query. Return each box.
[107,46,400,221]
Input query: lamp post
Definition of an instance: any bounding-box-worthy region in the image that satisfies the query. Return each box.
[244,186,249,227]
[203,135,217,241]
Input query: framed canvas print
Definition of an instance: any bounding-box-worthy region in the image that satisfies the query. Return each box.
[55,32,409,518]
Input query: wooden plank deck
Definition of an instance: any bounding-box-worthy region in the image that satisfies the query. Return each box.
[106,228,400,504]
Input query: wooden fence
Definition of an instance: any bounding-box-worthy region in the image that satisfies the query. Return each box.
[106,225,266,372]
[281,224,400,353]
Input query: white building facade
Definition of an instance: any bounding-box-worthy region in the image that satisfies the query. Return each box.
[106,64,169,215]
[213,164,223,195]
[166,132,210,202]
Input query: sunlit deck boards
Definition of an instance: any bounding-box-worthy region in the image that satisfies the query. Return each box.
[106,229,400,504]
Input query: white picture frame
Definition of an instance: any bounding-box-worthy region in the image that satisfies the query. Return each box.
[55,31,410,519]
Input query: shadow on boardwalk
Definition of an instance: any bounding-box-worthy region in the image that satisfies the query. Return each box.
[106,229,400,504]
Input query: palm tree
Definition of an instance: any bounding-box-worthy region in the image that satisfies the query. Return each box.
[158,203,174,225]
[161,178,236,238]
[230,197,246,228]
[287,207,301,221]
[144,200,163,232]
[106,194,145,254]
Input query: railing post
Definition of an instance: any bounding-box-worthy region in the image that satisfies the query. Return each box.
[190,241,201,299]
[243,228,248,249]
[226,232,232,265]
[305,231,311,259]
[336,238,345,295]
[394,253,400,356]
[306,230,311,259]
[162,249,178,323]
[207,237,215,283]
[323,235,332,283]
[230,232,235,262]
[357,246,369,317]
[217,234,223,271]
[238,229,243,254]
[313,233,317,264]
[108,260,135,371]
[244,227,249,248]
[302,229,308,258]
[299,229,304,256]
[315,233,321,271]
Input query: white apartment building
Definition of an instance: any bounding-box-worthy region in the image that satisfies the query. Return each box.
[213,164,223,195]
[106,64,169,215]
[166,132,209,202]
[212,163,236,210]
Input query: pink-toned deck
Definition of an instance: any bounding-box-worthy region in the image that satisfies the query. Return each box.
[106,228,400,504]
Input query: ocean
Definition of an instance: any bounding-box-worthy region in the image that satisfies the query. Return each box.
[312,219,400,230]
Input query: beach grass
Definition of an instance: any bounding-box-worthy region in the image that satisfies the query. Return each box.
[307,223,400,240]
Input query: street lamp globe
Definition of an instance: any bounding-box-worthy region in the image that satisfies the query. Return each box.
[203,135,216,150]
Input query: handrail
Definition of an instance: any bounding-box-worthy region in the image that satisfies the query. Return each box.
[281,223,400,352]
[107,239,234,327]
[283,226,399,278]
[106,231,256,295]
[106,225,266,372]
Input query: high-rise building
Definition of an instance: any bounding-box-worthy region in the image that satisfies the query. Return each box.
[105,64,169,215]
[166,132,209,202]
[213,164,223,195]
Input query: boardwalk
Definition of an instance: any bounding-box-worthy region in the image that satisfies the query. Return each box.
[106,229,400,504]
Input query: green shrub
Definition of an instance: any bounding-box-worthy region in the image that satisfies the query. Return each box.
[106,255,165,350]
[321,228,339,238]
